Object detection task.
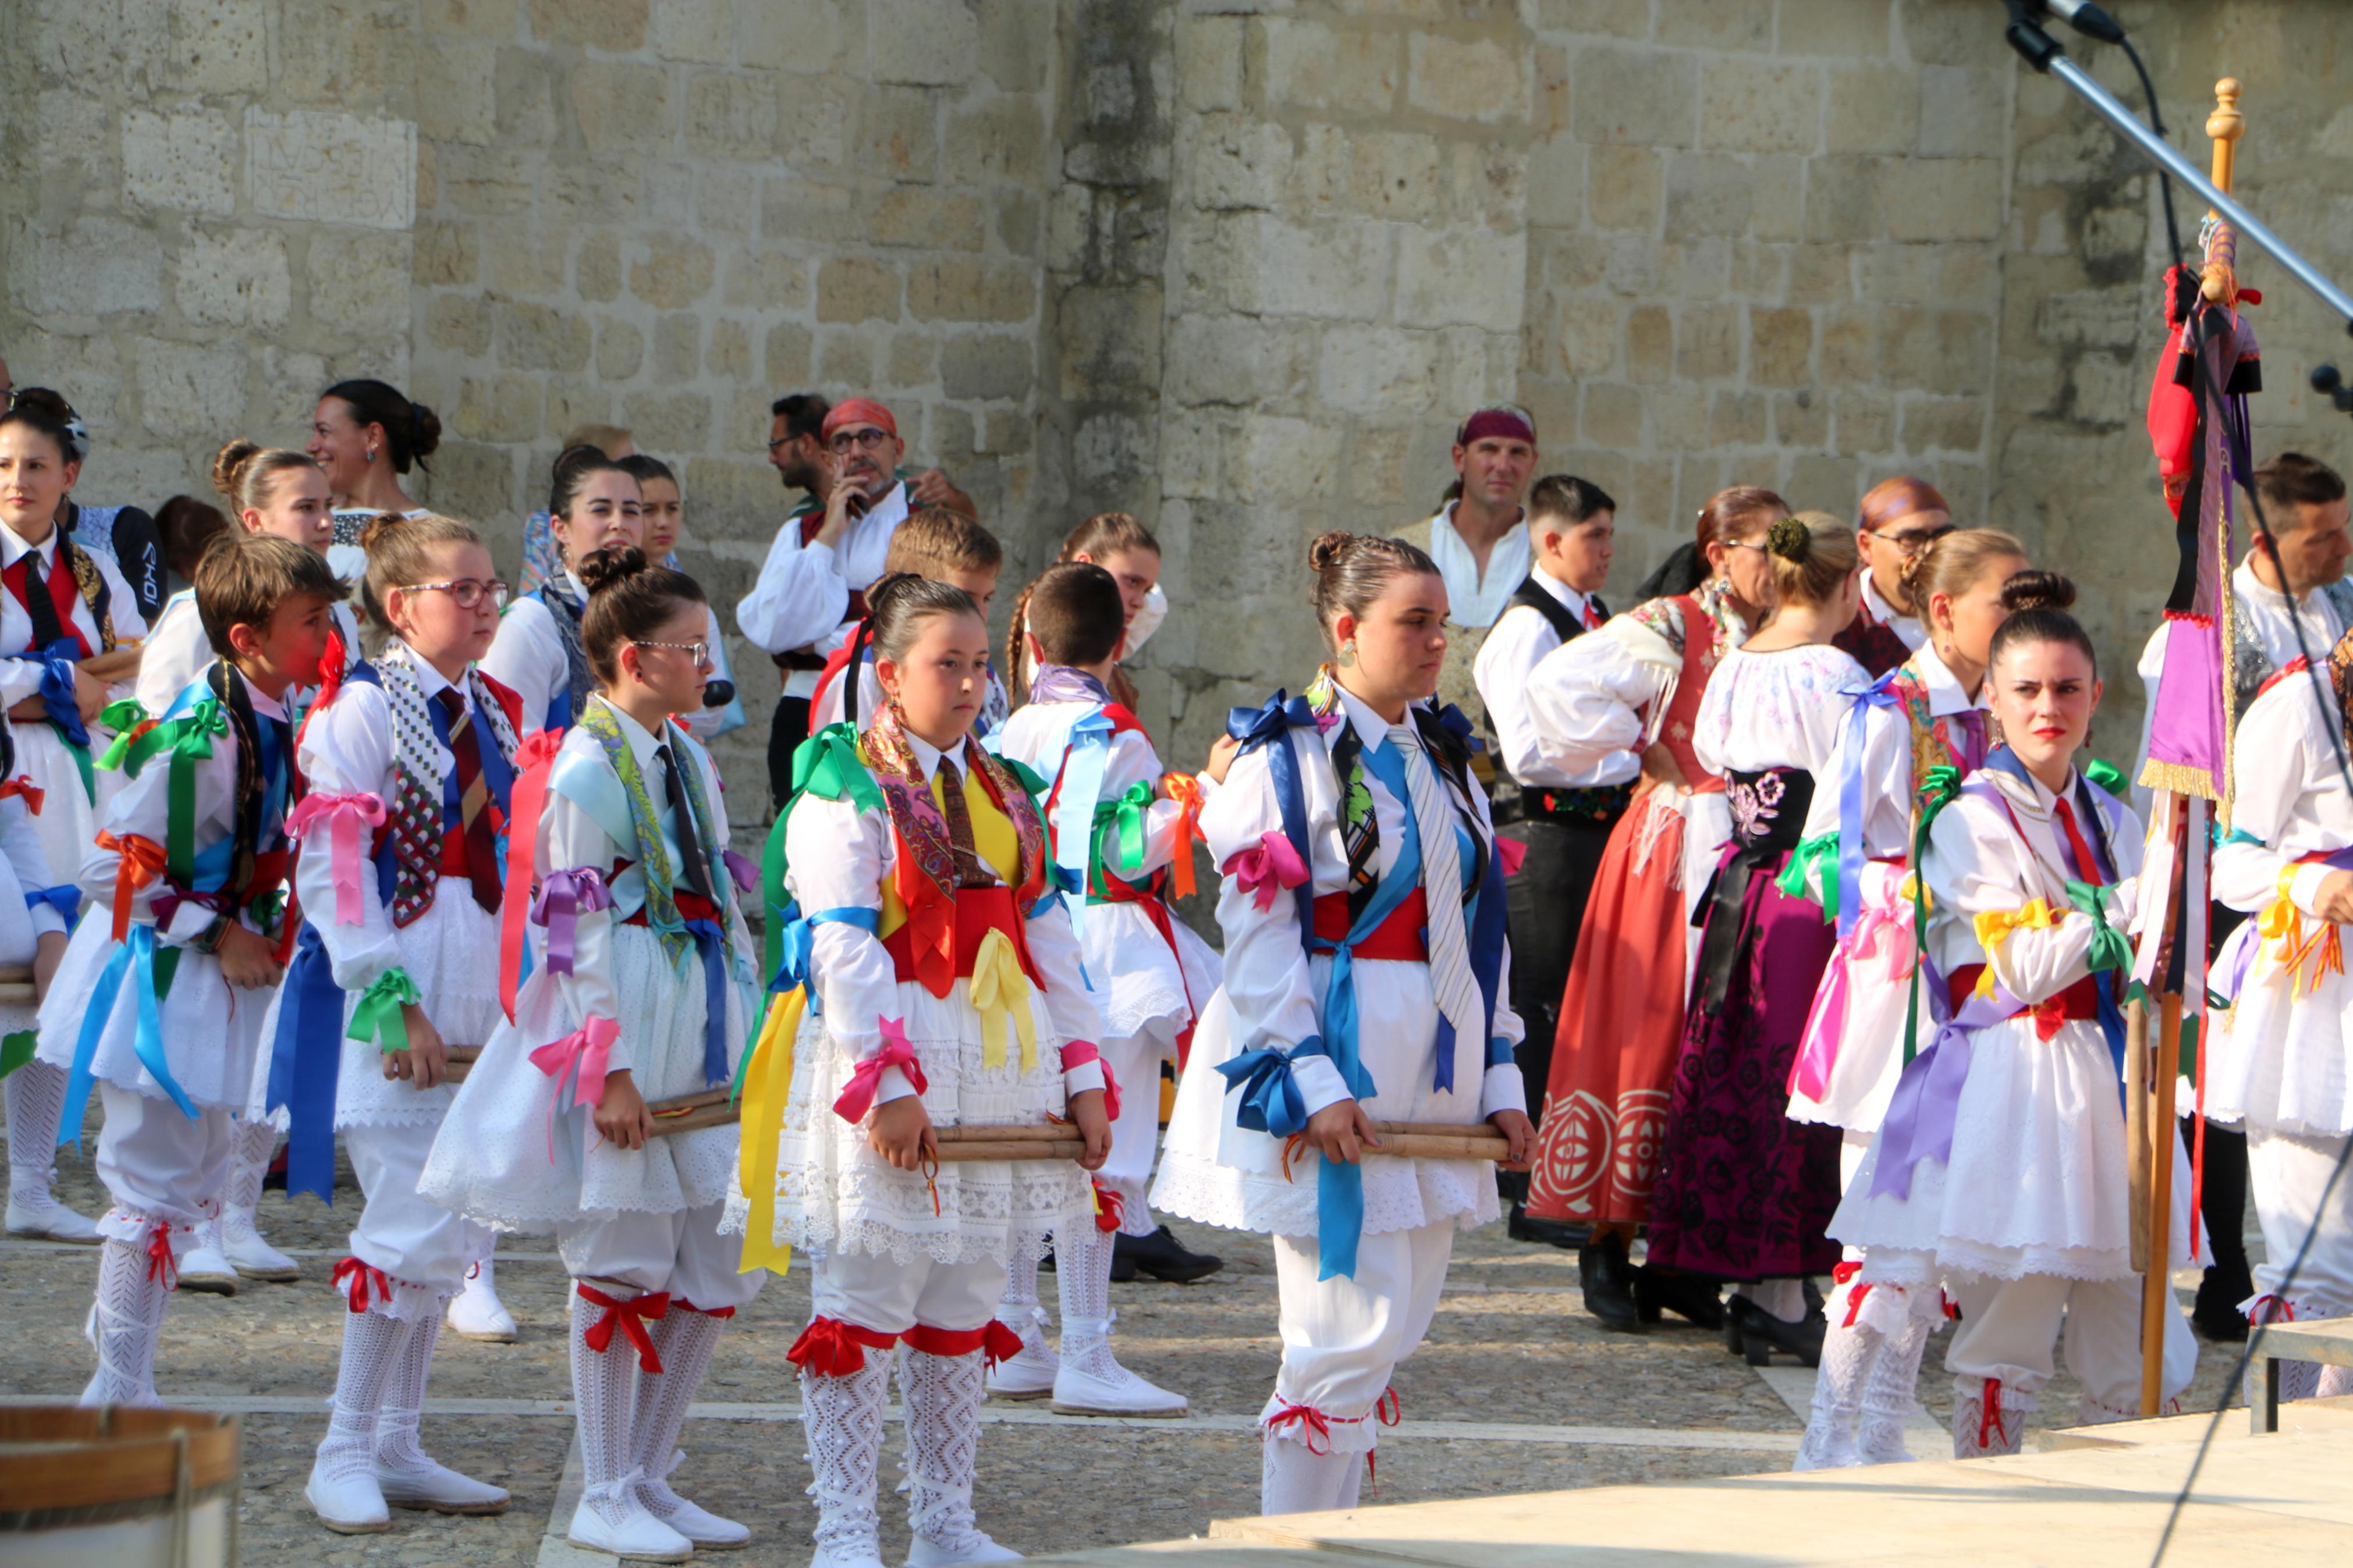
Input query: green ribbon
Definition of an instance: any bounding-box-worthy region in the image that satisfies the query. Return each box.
[1773,831,1841,925]
[1901,765,1965,1065]
[94,699,160,774]
[0,1029,34,1079]
[155,702,229,885]
[761,724,885,992]
[2065,880,2132,974]
[1094,780,1156,886]
[2084,757,2127,795]
[346,967,421,1055]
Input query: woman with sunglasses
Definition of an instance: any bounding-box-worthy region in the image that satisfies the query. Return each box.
[1836,477,1952,679]
[482,446,643,736]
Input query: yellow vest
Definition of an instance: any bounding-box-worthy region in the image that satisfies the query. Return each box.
[875,756,1021,940]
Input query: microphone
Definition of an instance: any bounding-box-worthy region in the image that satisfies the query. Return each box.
[2021,0,2126,44]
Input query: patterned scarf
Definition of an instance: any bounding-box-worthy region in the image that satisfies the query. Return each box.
[861,695,1046,912]
[534,575,595,727]
[1623,571,1742,660]
[364,646,522,927]
[579,696,731,963]
[2331,623,2353,744]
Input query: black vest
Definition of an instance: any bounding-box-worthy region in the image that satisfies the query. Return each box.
[1503,575,1599,645]
[1491,578,1624,823]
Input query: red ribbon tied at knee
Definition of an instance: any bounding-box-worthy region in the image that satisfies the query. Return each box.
[786,1316,900,1376]
[1225,831,1309,913]
[1266,1402,1333,1456]
[577,1283,671,1373]
[144,1222,178,1289]
[833,1016,928,1123]
[1978,1377,2007,1450]
[332,1256,392,1315]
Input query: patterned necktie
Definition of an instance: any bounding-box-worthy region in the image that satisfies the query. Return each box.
[436,688,502,913]
[1387,724,1482,1050]
[934,752,995,888]
[19,549,69,653]
[654,741,715,902]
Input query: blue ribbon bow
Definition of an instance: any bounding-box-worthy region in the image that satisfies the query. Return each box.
[23,884,79,929]
[1226,692,1320,952]
[34,638,87,751]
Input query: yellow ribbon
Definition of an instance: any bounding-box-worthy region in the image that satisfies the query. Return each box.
[1971,899,2058,997]
[2260,873,2343,1000]
[968,928,1037,1074]
[733,987,804,1277]
[1897,870,1930,911]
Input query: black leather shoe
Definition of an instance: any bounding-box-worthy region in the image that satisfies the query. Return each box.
[1114,1224,1222,1283]
[1508,1204,1588,1250]
[1634,1266,1724,1330]
[1579,1236,1645,1334]
[1739,1295,1826,1367]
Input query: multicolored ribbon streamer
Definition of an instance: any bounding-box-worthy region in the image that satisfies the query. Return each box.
[346,967,421,1055]
[284,791,386,927]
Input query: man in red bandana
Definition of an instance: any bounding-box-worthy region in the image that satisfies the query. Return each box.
[739,396,975,802]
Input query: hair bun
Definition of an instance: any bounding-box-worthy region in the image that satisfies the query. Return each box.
[356,511,409,554]
[1765,515,1812,561]
[211,438,262,503]
[1307,531,1358,575]
[1999,569,2077,615]
[410,401,442,461]
[576,544,650,597]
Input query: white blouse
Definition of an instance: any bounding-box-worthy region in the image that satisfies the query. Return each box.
[2212,670,2353,919]
[1692,643,1867,777]
[1795,641,1980,858]
[1518,614,1679,788]
[480,573,584,733]
[0,522,148,707]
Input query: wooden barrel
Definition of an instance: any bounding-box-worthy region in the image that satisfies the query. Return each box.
[0,1406,239,1566]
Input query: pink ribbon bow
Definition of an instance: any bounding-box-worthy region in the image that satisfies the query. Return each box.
[833,1015,929,1123]
[1058,1039,1122,1122]
[285,791,386,927]
[1225,830,1309,912]
[530,1015,620,1156]
[1788,898,1914,1102]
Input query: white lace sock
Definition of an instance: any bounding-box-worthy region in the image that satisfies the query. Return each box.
[374,1306,446,1476]
[633,1306,728,1521]
[318,1305,410,1481]
[997,1229,1046,1324]
[6,1058,70,1204]
[802,1356,890,1562]
[1055,1222,1125,1379]
[1794,1317,1878,1470]
[223,1118,277,1229]
[1857,1312,1930,1463]
[1952,1377,2031,1459]
[1260,1432,1355,1515]
[569,1286,648,1534]
[901,1346,994,1553]
[80,1232,172,1407]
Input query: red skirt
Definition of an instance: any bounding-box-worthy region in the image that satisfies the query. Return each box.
[1524,790,1689,1229]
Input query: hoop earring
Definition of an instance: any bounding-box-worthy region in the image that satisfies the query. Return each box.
[1337,641,1357,668]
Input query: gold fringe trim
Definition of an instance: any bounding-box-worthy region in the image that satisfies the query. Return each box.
[2136,757,2220,801]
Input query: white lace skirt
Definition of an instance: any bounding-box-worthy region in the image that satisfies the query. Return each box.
[728,974,1091,1267]
[245,886,506,1132]
[2203,940,2353,1137]
[33,909,270,1111]
[1833,1015,2199,1285]
[1151,955,1499,1240]
[1075,899,1222,1051]
[417,923,754,1233]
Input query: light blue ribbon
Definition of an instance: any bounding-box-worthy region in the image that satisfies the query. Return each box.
[1835,669,1903,941]
[739,901,879,1097]
[1053,709,1115,943]
[61,925,187,1147]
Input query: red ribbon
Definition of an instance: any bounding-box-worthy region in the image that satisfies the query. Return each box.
[1266,1402,1333,1456]
[1832,1260,1872,1328]
[1091,1178,1125,1234]
[1978,1377,2007,1450]
[332,1256,392,1315]
[833,1017,928,1123]
[0,774,44,816]
[501,730,568,1021]
[577,1283,670,1373]
[786,1316,900,1377]
[97,831,168,943]
[144,1222,177,1289]
[1059,1040,1121,1122]
[672,1300,736,1320]
[1494,835,1528,877]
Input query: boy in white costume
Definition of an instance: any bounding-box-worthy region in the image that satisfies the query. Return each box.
[991,561,1222,1414]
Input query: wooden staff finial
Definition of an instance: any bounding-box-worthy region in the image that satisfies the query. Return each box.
[2202,79,2247,304]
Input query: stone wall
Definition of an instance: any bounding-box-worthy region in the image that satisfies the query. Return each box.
[8,0,2353,814]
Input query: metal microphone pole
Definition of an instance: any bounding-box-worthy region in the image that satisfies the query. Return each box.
[2001,8,2353,332]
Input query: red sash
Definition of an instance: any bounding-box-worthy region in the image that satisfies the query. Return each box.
[879,884,1043,988]
[1311,888,1429,962]
[1946,964,2102,1037]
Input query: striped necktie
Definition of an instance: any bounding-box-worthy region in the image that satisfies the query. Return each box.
[436,688,502,913]
[1387,724,1482,1051]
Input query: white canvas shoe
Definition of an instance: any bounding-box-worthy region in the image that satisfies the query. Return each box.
[446,1255,516,1341]
[175,1218,240,1296]
[1048,1317,1186,1417]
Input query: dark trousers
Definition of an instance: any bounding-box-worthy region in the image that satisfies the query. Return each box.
[1499,813,1616,1118]
[769,694,813,810]
[2193,900,2254,1322]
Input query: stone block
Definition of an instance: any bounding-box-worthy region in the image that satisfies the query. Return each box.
[722,246,811,311]
[120,108,238,218]
[740,0,846,72]
[1822,62,1918,156]
[2033,289,2138,350]
[1406,34,1532,126]
[856,87,941,184]
[975,0,1053,94]
[869,189,986,251]
[1879,159,2003,243]
[1072,410,1155,486]
[427,294,493,355]
[621,390,714,453]
[574,62,676,155]
[456,374,543,443]
[29,0,165,86]
[1527,136,1587,227]
[1315,326,1439,415]
[945,98,1046,186]
[431,145,527,216]
[169,0,269,93]
[654,314,702,384]
[1535,0,1648,37]
[1751,158,1807,244]
[134,339,246,439]
[942,333,1034,400]
[817,257,904,323]
[762,177,864,247]
[1773,389,1829,448]
[1659,1,1772,49]
[495,301,594,372]
[570,232,619,303]
[176,229,291,329]
[245,108,418,230]
[1534,43,1571,135]
[1880,308,1991,395]
[1779,0,1889,58]
[1396,228,1525,332]
[527,0,647,51]
[1677,302,1739,379]
[1803,155,1879,242]
[1227,415,1344,506]
[276,0,406,108]
[630,235,717,310]
[1581,383,1645,449]
[650,0,733,63]
[696,164,760,239]
[1264,20,1400,114]
[1587,145,1662,231]
[906,259,1033,323]
[1787,453,1860,509]
[418,40,498,146]
[687,71,780,161]
[869,0,980,87]
[424,0,515,36]
[1057,283,1163,394]
[299,225,407,336]
[490,226,571,298]
[764,321,814,384]
[1166,315,1304,409]
[598,318,647,379]
[1573,48,1696,148]
[1789,244,1851,304]
[1819,305,1878,383]
[1833,389,1892,454]
[254,346,330,429]
[886,329,937,390]
[414,221,480,288]
[1222,215,1390,323]
[1180,16,1246,112]
[1701,59,1821,155]
[1918,65,2003,158]
[1749,306,1813,386]
[1194,116,1294,212]
[1663,153,1754,240]
[1619,305,1669,383]
[1710,389,1769,446]
[1900,394,1986,453]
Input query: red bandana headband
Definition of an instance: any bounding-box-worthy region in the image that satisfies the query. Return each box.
[1456,406,1536,447]
[822,397,898,443]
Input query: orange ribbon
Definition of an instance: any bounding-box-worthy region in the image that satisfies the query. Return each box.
[0,775,44,816]
[97,831,168,943]
[1164,773,1206,898]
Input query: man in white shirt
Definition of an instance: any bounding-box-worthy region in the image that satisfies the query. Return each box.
[1835,475,1950,678]
[1471,474,1619,1250]
[1396,405,1538,763]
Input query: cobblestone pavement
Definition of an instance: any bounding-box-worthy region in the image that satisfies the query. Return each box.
[3,1110,2253,1565]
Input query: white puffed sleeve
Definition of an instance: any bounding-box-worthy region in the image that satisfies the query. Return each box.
[78,726,237,945]
[1092,729,1196,879]
[538,784,631,1072]
[1522,625,1664,785]
[2213,685,2339,918]
[1,794,59,937]
[785,791,920,1105]
[133,598,210,717]
[480,598,568,733]
[292,683,405,994]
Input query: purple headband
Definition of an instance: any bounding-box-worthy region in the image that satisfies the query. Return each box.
[1457,406,1536,447]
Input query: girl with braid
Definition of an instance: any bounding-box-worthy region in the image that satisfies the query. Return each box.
[0,393,150,1244]
[481,445,644,735]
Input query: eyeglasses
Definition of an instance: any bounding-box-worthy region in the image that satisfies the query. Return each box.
[632,638,711,666]
[400,578,510,610]
[766,435,801,456]
[826,427,893,454]
[1875,524,1956,554]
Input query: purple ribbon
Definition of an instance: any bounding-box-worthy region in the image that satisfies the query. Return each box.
[530,867,611,977]
[1868,958,2025,1200]
[722,847,758,896]
[1028,663,1115,706]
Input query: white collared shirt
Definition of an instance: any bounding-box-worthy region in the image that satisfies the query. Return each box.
[0,520,149,706]
[1861,575,1927,653]
[1422,501,1531,631]
[1473,565,1607,788]
[737,481,915,697]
